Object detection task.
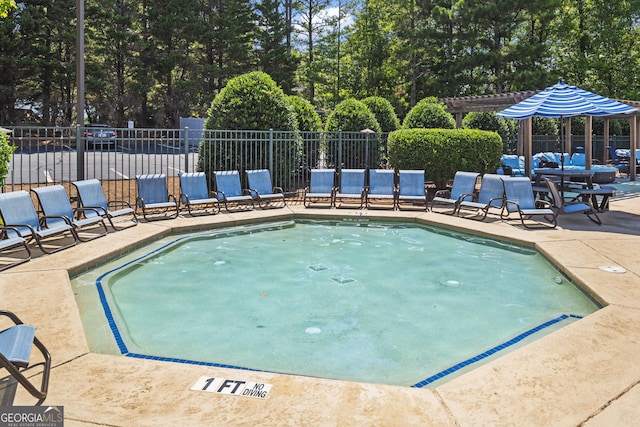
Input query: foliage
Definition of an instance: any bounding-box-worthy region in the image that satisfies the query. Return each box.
[0,131,15,183]
[387,128,502,185]
[324,98,382,168]
[532,117,559,135]
[566,117,626,136]
[198,72,301,185]
[362,96,400,132]
[0,0,15,18]
[462,111,512,140]
[402,97,456,129]
[289,95,323,169]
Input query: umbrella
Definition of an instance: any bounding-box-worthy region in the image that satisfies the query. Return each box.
[497,78,638,180]
[497,78,638,119]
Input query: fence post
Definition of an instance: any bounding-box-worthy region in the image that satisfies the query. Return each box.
[338,130,343,171]
[76,124,84,180]
[269,129,274,172]
[184,127,189,172]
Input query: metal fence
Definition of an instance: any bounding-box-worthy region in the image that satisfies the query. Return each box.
[2,126,633,204]
[2,126,390,204]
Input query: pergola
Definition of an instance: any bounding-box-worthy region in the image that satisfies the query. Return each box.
[440,92,640,181]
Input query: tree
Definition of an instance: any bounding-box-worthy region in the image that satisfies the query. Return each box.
[362,96,399,132]
[0,0,15,18]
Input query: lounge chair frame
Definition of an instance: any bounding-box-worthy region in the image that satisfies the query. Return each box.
[0,310,51,403]
[366,169,397,209]
[178,172,221,216]
[245,169,286,209]
[0,190,78,254]
[135,174,180,221]
[32,185,109,242]
[431,171,480,214]
[457,174,505,220]
[72,179,138,230]
[334,169,366,209]
[0,227,32,271]
[544,178,601,225]
[501,177,557,228]
[304,169,336,208]
[213,170,255,212]
[396,170,428,210]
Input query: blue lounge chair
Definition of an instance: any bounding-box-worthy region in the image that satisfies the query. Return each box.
[0,227,31,271]
[72,179,138,230]
[457,174,505,220]
[32,185,109,241]
[135,174,179,221]
[334,169,366,208]
[0,190,78,253]
[213,170,254,211]
[366,169,396,209]
[0,310,51,402]
[501,177,556,228]
[396,170,428,210]
[607,146,629,175]
[431,171,480,214]
[178,172,220,215]
[544,178,601,225]
[246,169,286,208]
[304,169,336,207]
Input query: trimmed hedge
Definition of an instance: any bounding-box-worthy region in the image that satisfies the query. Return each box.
[402,97,456,129]
[362,96,400,132]
[387,128,502,185]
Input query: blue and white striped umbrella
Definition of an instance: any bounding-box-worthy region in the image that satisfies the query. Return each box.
[497,79,637,119]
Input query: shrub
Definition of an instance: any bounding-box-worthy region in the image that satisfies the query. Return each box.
[462,111,512,140]
[387,128,502,186]
[198,72,301,189]
[288,95,323,169]
[362,96,400,132]
[324,98,382,168]
[532,117,558,135]
[402,97,456,129]
[0,130,15,186]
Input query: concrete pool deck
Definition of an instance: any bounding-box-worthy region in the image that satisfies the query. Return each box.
[1,196,640,426]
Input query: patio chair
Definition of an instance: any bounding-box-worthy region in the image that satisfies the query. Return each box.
[334,169,366,208]
[72,179,138,230]
[135,174,179,221]
[0,227,31,271]
[366,169,396,209]
[431,171,480,214]
[303,169,336,208]
[213,170,255,212]
[607,146,629,175]
[396,170,428,210]
[178,172,220,215]
[0,310,51,402]
[245,169,286,209]
[501,177,556,228]
[0,190,78,254]
[545,178,601,225]
[32,185,109,241]
[457,174,505,220]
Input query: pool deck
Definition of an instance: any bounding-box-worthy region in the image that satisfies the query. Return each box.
[2,194,640,426]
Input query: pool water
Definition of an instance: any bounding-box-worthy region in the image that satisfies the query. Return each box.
[72,220,599,387]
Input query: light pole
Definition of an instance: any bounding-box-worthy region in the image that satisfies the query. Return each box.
[361,128,375,169]
[76,0,85,180]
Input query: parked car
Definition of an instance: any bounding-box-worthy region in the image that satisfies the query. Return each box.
[85,124,117,149]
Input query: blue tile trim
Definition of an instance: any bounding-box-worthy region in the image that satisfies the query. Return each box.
[410,313,583,388]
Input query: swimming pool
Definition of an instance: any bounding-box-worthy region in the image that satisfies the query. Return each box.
[72,219,599,387]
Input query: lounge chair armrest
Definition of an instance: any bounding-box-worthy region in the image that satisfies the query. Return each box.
[0,310,24,325]
[505,199,520,211]
[107,200,134,209]
[458,192,476,202]
[168,194,178,203]
[273,186,284,194]
[40,215,73,226]
[0,226,26,238]
[74,206,103,219]
[535,199,552,209]
[243,189,253,196]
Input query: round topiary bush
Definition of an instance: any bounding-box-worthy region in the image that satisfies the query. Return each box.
[462,111,512,141]
[362,96,400,133]
[289,95,323,169]
[402,97,456,129]
[0,129,15,186]
[324,98,382,168]
[387,128,502,186]
[198,72,301,190]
